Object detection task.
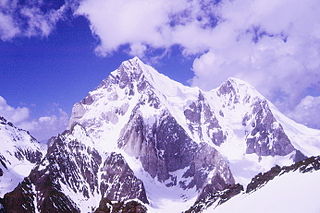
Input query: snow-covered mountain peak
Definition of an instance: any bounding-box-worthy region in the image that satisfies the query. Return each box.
[109,56,198,98]
[215,77,263,106]
[115,56,146,77]
[69,57,200,148]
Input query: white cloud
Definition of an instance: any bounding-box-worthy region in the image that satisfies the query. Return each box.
[0,0,67,40]
[288,96,320,129]
[19,108,69,142]
[0,96,68,142]
[0,12,20,40]
[75,0,218,55]
[190,0,320,112]
[128,43,148,58]
[0,96,30,123]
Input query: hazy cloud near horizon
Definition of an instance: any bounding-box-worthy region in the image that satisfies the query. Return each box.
[0,96,68,142]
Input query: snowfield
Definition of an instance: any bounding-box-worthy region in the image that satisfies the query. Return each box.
[210,170,320,213]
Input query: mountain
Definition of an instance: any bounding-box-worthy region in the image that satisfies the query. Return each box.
[0,116,43,197]
[1,57,320,212]
[69,57,320,185]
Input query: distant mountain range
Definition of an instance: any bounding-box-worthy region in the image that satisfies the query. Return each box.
[1,57,320,212]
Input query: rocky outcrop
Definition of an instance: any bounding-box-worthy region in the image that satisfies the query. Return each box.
[100,153,148,203]
[244,100,295,157]
[3,177,80,213]
[185,183,243,213]
[94,198,147,213]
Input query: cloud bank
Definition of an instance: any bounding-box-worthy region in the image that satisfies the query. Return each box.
[0,96,68,142]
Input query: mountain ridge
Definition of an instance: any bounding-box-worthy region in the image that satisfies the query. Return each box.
[1,57,320,212]
[0,116,44,197]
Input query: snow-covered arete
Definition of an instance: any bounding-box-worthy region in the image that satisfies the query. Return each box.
[0,116,44,197]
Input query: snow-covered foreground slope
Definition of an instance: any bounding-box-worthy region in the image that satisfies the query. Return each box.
[211,161,320,213]
[0,116,43,197]
[187,155,320,213]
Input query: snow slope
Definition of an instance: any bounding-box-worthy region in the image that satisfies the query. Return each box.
[271,104,320,157]
[211,169,320,213]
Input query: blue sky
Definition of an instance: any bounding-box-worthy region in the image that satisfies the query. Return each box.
[1,0,320,140]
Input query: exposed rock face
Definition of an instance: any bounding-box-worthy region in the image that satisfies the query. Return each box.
[2,124,148,212]
[3,177,79,213]
[0,116,43,197]
[244,100,295,157]
[119,109,234,191]
[184,92,225,146]
[217,79,241,106]
[100,153,148,203]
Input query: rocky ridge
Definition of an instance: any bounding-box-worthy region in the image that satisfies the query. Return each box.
[0,116,43,197]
